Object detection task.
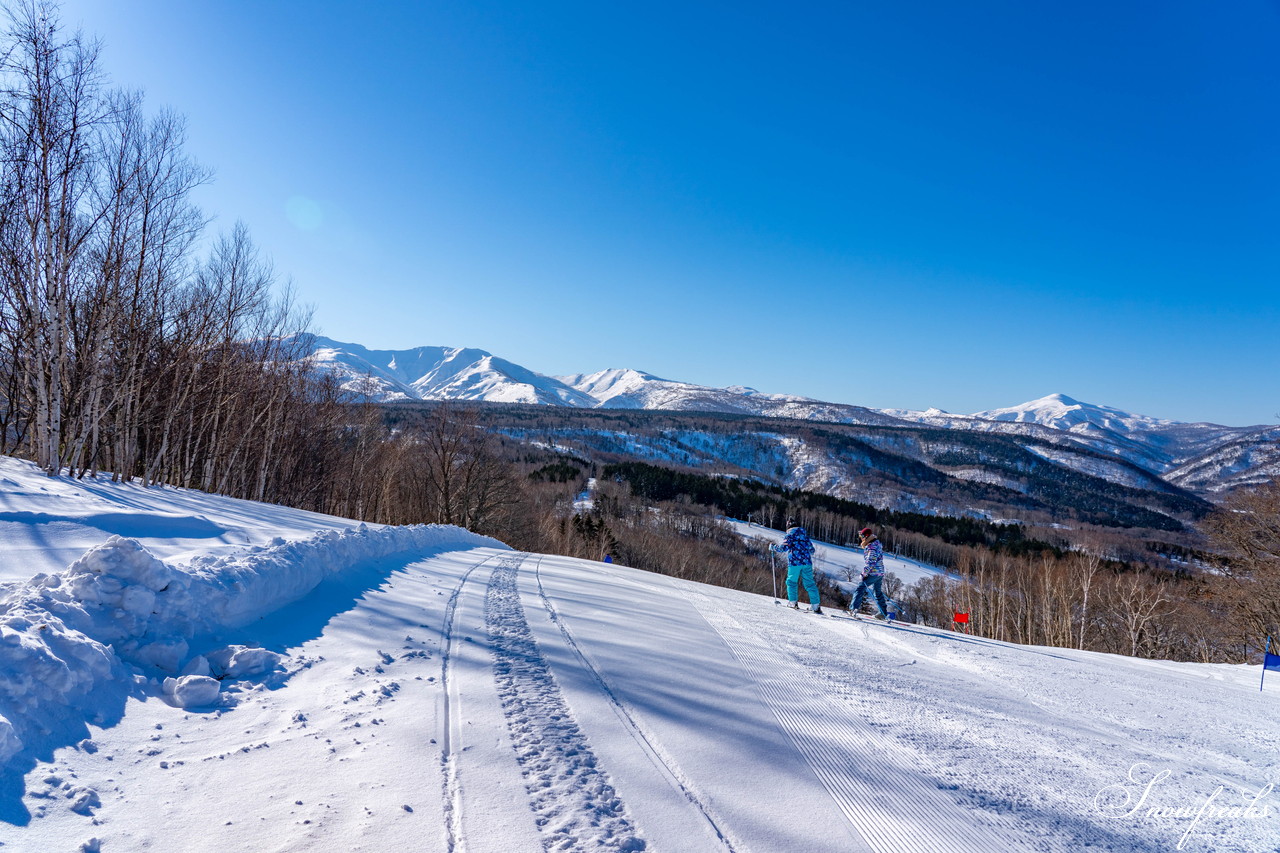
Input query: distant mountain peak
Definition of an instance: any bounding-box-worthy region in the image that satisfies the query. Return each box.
[972,394,1179,435]
[554,368,676,406]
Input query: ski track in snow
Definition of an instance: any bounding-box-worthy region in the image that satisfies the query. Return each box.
[439,550,503,853]
[531,557,741,853]
[691,594,1037,853]
[485,554,645,852]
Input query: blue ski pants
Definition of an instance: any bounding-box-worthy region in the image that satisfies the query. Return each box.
[852,574,889,615]
[786,563,821,607]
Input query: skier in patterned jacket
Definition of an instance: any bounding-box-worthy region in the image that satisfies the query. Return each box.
[771,519,823,613]
[849,527,890,619]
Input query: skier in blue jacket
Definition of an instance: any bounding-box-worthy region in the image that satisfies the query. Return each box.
[849,527,890,619]
[771,520,823,613]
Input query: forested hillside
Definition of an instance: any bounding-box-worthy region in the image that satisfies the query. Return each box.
[401,403,1212,541]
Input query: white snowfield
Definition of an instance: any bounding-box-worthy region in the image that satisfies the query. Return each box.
[0,454,363,582]
[0,458,1277,852]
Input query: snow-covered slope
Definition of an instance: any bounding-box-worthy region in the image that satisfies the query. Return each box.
[2,456,1279,851]
[1164,434,1280,494]
[0,457,364,583]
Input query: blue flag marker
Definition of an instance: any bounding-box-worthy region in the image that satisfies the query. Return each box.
[1262,637,1279,692]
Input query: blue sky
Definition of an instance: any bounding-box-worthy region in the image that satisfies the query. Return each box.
[60,1,1279,425]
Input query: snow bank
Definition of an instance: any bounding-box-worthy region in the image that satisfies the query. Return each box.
[0,523,503,765]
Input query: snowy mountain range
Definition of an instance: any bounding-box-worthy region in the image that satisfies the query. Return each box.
[301,336,1279,494]
[302,337,596,406]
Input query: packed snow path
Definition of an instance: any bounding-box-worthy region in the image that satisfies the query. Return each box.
[694,598,1011,852]
[5,542,1279,851]
[441,551,645,852]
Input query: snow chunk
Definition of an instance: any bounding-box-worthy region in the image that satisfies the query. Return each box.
[0,714,20,764]
[206,645,283,679]
[67,786,101,815]
[181,655,211,678]
[163,675,221,708]
[132,637,189,673]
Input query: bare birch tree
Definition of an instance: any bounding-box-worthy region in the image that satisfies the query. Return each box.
[0,0,109,474]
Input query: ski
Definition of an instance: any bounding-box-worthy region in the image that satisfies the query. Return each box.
[830,611,898,625]
[779,603,824,615]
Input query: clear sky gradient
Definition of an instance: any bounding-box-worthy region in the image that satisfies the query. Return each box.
[59,1,1279,425]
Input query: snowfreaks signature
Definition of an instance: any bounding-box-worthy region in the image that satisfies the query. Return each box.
[1094,763,1273,850]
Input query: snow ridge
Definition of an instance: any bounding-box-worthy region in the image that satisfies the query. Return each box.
[0,524,499,768]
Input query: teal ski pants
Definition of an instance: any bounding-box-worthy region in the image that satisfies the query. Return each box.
[786,563,820,607]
